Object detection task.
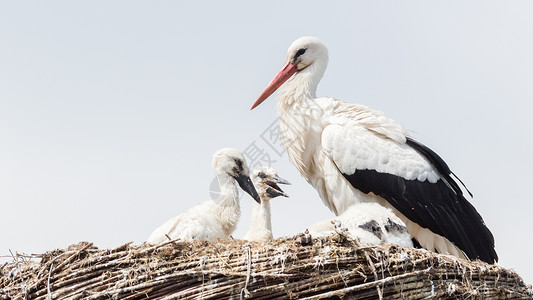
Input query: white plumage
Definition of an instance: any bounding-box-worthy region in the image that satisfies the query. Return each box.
[307,203,413,248]
[147,148,260,244]
[243,167,290,242]
[251,36,497,263]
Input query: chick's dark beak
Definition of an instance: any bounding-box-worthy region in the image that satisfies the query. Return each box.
[272,175,291,185]
[235,174,261,203]
[265,175,291,199]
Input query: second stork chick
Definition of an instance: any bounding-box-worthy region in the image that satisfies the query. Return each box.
[243,167,290,242]
[307,203,413,248]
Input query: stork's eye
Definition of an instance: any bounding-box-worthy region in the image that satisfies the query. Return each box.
[295,48,307,59]
[258,172,267,179]
[233,159,243,171]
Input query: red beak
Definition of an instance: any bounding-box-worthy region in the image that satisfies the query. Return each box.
[250,61,298,110]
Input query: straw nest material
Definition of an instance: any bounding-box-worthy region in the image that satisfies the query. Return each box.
[1,233,532,299]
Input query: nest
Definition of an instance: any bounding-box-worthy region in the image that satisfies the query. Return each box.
[1,234,531,299]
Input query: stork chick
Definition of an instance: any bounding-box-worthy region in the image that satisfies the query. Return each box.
[307,203,413,248]
[147,148,260,244]
[243,167,290,242]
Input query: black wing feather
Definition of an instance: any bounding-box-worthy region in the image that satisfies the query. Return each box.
[341,140,497,263]
[406,137,473,197]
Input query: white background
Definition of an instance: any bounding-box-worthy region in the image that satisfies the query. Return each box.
[1,1,532,284]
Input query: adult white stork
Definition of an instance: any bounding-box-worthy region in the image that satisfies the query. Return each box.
[147,148,260,244]
[307,202,413,248]
[250,36,497,263]
[243,167,290,242]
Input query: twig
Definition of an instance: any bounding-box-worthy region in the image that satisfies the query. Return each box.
[240,244,252,299]
[46,263,53,300]
[9,249,28,299]
[364,250,383,300]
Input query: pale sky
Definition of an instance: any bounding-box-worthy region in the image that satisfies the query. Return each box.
[1,1,532,284]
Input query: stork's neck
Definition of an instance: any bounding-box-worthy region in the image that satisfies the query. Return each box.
[244,198,273,241]
[215,173,240,207]
[214,172,241,235]
[274,60,328,181]
[251,199,272,232]
[276,59,327,110]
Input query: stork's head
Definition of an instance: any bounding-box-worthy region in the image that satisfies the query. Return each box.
[212,148,260,203]
[251,36,328,110]
[287,36,328,72]
[251,167,291,200]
